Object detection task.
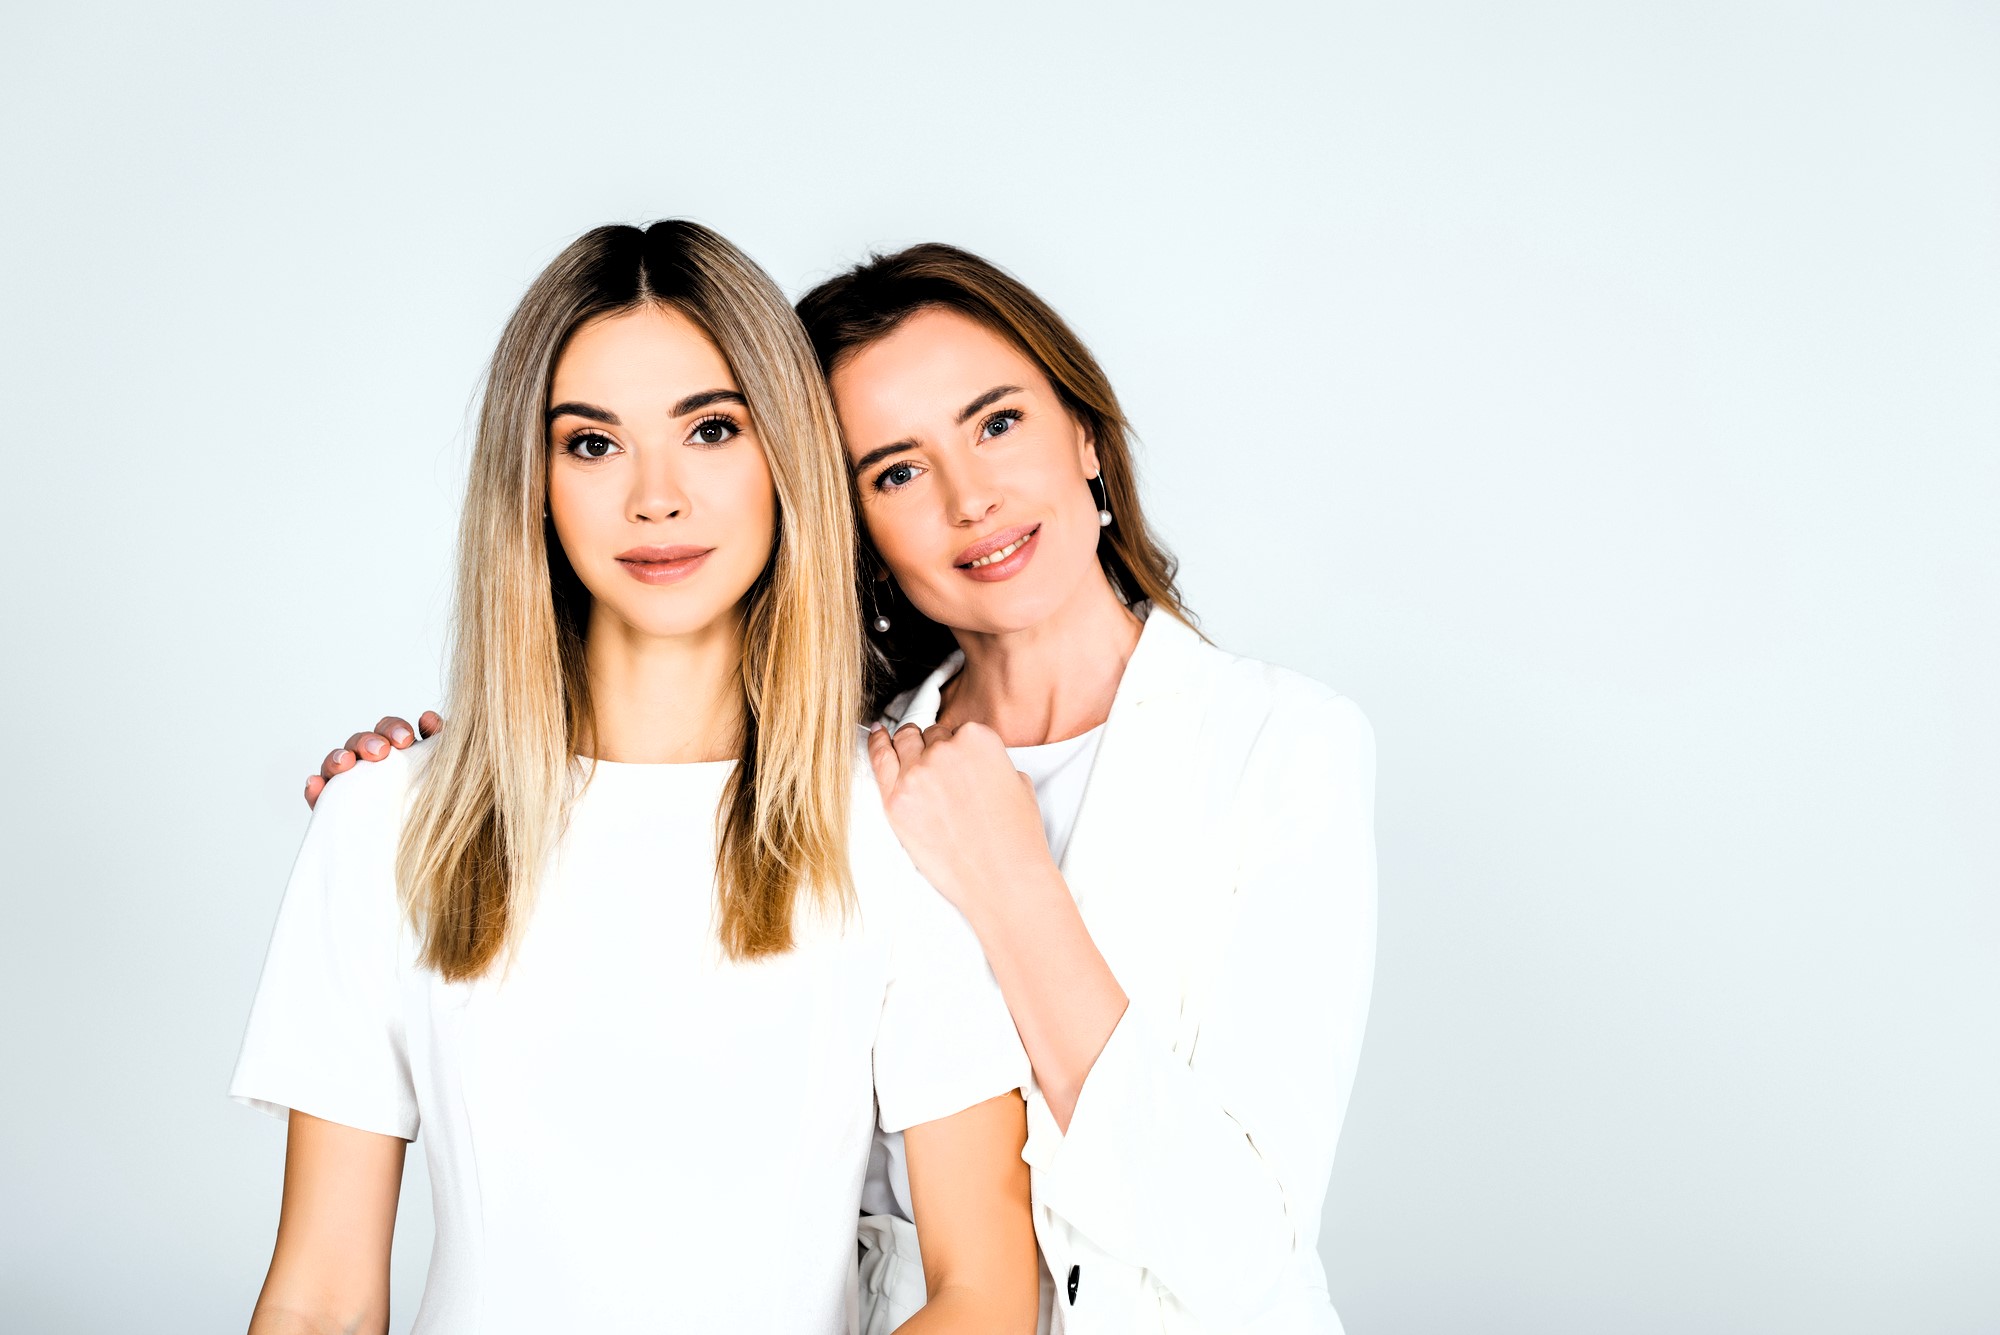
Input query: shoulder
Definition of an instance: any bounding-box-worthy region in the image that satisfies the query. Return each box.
[1187,635,1374,768]
[841,728,925,913]
[300,735,433,860]
[312,734,429,815]
[270,738,434,952]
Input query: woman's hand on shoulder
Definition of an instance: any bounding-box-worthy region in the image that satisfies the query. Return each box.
[305,711,443,809]
[865,720,1051,920]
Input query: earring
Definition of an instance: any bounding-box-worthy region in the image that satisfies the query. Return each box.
[868,575,892,634]
[1089,471,1113,527]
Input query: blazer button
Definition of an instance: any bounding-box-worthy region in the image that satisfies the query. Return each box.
[1067,1263,1080,1305]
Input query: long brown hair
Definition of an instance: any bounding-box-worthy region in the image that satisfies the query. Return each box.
[398,221,859,980]
[795,243,1193,711]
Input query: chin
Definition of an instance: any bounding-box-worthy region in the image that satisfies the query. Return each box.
[584,589,737,641]
[935,577,1072,637]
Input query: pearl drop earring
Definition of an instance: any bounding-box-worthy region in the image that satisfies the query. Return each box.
[1089,471,1113,527]
[869,576,892,634]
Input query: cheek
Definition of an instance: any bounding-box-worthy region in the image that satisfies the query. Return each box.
[731,456,778,538]
[861,503,938,587]
[547,465,612,552]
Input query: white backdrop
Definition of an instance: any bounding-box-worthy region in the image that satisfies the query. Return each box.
[2,3,1994,1332]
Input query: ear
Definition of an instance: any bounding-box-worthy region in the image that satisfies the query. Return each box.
[1078,424,1101,479]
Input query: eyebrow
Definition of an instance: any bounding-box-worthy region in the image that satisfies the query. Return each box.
[851,439,915,476]
[671,388,747,417]
[544,388,746,426]
[956,384,1022,425]
[546,401,620,426]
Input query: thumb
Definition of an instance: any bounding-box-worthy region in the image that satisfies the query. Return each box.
[866,725,900,797]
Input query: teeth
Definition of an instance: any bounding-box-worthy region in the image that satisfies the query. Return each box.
[968,534,1030,568]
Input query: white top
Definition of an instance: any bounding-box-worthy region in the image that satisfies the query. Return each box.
[231,736,1028,1335]
[859,724,1104,1227]
[1016,727,1106,867]
[858,610,1378,1335]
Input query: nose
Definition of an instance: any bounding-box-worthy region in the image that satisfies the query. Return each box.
[938,455,1000,527]
[628,446,689,523]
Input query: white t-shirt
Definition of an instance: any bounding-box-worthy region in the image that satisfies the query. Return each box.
[1017,726,1104,867]
[230,735,1027,1335]
[859,725,1104,1227]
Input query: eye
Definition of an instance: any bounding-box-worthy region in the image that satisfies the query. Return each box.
[689,414,742,447]
[564,430,622,461]
[979,409,1023,441]
[872,459,924,493]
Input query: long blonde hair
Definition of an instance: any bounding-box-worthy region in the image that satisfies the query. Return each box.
[398,221,859,980]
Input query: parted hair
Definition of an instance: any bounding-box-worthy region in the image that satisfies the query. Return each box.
[398,220,860,979]
[794,243,1193,712]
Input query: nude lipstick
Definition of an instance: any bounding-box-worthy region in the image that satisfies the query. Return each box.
[616,545,714,585]
[953,523,1040,583]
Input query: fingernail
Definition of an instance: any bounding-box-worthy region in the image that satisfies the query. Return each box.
[389,726,413,745]
[335,749,353,765]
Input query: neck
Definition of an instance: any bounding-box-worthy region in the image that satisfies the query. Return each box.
[941,570,1143,746]
[581,605,746,763]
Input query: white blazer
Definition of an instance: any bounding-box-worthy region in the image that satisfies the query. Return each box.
[858,608,1378,1335]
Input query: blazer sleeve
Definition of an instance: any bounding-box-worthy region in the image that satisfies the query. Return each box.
[1021,691,1378,1328]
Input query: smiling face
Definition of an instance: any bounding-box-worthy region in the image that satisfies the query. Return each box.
[546,303,776,643]
[831,306,1107,637]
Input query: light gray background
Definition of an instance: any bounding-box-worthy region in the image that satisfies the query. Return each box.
[2,2,1994,1331]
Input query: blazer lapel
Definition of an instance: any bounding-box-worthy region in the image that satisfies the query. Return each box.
[1058,613,1223,1031]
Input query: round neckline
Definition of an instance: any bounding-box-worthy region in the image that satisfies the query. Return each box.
[1005,723,1106,757]
[576,755,738,775]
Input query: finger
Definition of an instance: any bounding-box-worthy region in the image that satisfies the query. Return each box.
[953,720,1001,751]
[866,725,900,795]
[377,716,417,748]
[347,731,391,762]
[418,711,444,738]
[320,748,355,781]
[890,723,927,767]
[921,723,954,749]
[305,775,325,809]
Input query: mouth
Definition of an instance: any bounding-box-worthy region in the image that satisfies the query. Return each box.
[954,524,1040,583]
[615,545,714,585]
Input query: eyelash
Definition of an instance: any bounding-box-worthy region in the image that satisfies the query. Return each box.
[870,459,922,494]
[562,429,620,461]
[559,413,744,460]
[980,408,1024,439]
[687,413,743,447]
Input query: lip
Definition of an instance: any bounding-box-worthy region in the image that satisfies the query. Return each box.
[615,545,714,585]
[954,523,1040,583]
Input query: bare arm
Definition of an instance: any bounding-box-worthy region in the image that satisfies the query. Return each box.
[247,1110,407,1335]
[894,1092,1039,1335]
[953,865,1125,1129]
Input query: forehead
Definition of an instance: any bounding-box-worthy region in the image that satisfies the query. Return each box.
[551,304,735,406]
[830,307,1041,431]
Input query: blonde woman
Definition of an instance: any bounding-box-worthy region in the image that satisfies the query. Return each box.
[234,222,1038,1334]
[318,245,1377,1334]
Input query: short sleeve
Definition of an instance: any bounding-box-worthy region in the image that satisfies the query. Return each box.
[856,765,1029,1133]
[228,748,422,1140]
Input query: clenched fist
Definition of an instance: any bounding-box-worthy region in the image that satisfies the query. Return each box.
[866,721,1055,921]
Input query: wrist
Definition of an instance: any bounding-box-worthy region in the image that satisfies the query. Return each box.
[958,859,1071,945]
